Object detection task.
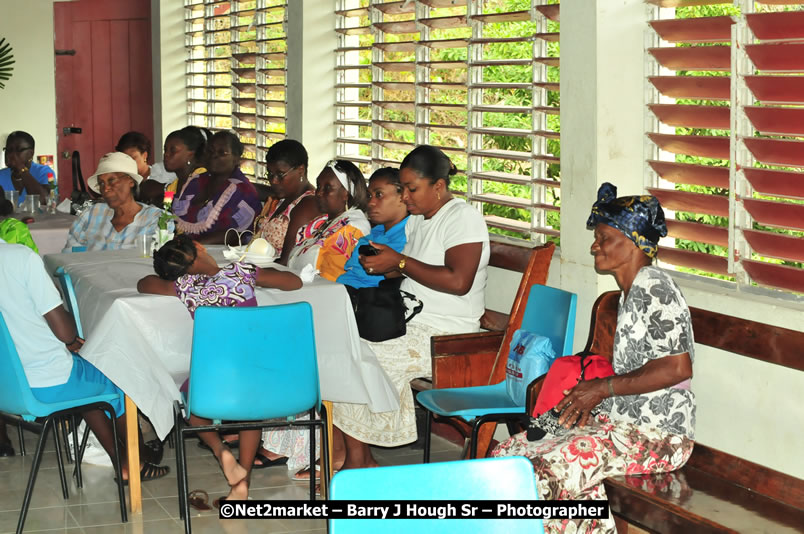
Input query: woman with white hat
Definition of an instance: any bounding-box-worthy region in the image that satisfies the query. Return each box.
[63,152,164,252]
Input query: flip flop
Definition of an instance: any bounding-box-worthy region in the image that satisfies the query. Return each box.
[292,464,320,482]
[252,452,288,470]
[115,462,170,485]
[188,489,211,511]
[213,496,227,510]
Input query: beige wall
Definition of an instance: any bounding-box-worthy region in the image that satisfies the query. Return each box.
[0,0,58,178]
[150,0,187,159]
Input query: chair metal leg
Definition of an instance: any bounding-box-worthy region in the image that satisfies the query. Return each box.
[72,416,83,488]
[423,411,432,464]
[173,404,186,522]
[308,408,316,501]
[73,424,90,480]
[16,420,25,456]
[17,419,53,534]
[107,405,128,524]
[320,406,331,499]
[52,421,70,499]
[61,418,73,464]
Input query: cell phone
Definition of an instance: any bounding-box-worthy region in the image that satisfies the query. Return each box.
[359,244,380,256]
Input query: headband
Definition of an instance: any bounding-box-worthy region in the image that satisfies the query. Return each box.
[586,182,667,258]
[326,160,353,196]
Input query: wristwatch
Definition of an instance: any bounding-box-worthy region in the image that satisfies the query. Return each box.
[398,255,407,272]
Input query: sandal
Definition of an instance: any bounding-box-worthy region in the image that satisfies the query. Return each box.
[252,451,288,470]
[115,462,171,485]
[188,489,211,511]
[292,464,320,482]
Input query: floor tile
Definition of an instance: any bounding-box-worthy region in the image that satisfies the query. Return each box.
[68,498,168,528]
[0,506,78,533]
[0,425,463,533]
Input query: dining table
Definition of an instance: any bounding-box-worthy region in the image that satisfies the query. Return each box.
[24,211,76,256]
[43,247,399,512]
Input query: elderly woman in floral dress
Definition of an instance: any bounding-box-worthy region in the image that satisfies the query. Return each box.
[493,183,696,534]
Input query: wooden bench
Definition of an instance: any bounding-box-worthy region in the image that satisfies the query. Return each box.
[531,291,804,533]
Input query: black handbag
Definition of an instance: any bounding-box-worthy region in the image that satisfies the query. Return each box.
[345,278,423,342]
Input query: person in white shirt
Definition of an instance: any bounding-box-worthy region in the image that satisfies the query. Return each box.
[0,238,169,482]
[322,145,490,475]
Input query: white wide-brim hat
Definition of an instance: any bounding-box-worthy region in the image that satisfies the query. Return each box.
[87,152,144,194]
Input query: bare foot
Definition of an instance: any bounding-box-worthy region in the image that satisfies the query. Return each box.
[220,449,247,486]
[226,478,249,501]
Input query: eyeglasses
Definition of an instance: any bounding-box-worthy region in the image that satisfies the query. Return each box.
[3,146,33,154]
[266,165,298,182]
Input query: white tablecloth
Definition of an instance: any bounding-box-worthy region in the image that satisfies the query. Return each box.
[43,249,399,439]
[25,213,76,256]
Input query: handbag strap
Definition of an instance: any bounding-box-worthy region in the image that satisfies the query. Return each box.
[400,290,423,324]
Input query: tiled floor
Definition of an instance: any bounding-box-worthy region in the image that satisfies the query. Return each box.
[0,426,462,533]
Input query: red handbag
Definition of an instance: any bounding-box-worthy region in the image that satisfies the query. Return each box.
[531,353,615,418]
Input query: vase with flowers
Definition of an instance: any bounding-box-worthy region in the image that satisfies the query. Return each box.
[154,191,176,249]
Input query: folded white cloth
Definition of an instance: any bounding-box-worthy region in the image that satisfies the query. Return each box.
[299,264,319,283]
[56,198,72,214]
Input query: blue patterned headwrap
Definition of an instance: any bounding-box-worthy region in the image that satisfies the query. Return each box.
[586,182,667,258]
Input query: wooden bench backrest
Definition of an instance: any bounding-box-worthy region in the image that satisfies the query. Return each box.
[480,241,553,332]
[585,290,804,373]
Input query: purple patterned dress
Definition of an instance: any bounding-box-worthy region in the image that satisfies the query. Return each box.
[174,262,258,318]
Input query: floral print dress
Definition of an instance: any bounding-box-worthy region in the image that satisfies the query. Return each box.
[492,266,696,534]
[174,262,258,318]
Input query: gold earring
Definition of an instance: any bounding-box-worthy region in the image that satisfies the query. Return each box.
[437,192,441,201]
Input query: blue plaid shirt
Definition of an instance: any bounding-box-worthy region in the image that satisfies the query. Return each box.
[63,202,164,252]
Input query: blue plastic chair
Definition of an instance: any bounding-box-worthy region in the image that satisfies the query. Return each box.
[329,457,544,533]
[54,266,83,339]
[173,303,329,534]
[417,284,577,460]
[0,313,127,534]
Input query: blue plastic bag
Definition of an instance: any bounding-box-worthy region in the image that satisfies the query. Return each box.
[505,329,556,406]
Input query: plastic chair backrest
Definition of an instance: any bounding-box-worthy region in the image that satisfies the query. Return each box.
[0,313,50,419]
[53,267,83,338]
[520,284,577,358]
[330,457,544,533]
[187,303,320,421]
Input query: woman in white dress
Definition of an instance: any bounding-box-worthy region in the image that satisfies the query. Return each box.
[328,145,491,472]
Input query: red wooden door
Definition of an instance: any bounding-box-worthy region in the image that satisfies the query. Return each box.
[54,0,153,199]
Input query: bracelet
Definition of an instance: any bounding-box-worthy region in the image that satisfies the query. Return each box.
[606,377,616,397]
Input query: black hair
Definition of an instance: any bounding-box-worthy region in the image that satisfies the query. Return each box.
[165,126,211,163]
[400,145,457,187]
[331,159,368,211]
[0,185,12,217]
[210,130,244,158]
[153,234,197,281]
[265,139,308,169]
[369,167,402,194]
[6,131,35,151]
[115,131,151,157]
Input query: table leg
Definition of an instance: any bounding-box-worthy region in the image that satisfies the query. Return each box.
[323,400,334,497]
[125,396,142,514]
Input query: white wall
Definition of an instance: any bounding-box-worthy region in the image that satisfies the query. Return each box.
[150,0,187,159]
[0,0,58,177]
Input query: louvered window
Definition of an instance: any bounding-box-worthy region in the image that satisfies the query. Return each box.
[646,0,804,294]
[335,0,561,243]
[185,0,287,181]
